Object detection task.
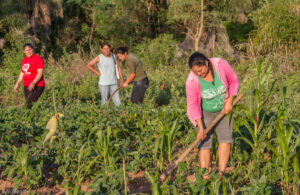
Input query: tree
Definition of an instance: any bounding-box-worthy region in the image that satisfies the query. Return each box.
[168,0,204,51]
[27,0,51,57]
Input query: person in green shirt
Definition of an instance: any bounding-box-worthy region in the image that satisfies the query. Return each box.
[186,52,239,179]
[116,46,149,104]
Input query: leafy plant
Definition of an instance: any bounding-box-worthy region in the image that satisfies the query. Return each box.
[145,171,170,195]
[154,118,180,170]
[266,86,300,194]
[1,145,42,191]
[94,127,119,169]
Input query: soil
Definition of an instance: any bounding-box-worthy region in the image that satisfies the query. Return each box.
[127,170,145,180]
[0,171,152,194]
[0,141,235,194]
[187,166,236,184]
[128,177,151,194]
[0,179,65,194]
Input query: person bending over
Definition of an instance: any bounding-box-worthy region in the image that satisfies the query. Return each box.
[116,46,149,104]
[185,52,239,179]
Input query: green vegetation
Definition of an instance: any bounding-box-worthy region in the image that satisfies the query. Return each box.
[0,0,299,194]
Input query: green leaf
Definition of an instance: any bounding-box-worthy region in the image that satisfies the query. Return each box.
[145,171,154,184]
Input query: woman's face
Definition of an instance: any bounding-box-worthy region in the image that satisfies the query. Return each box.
[24,46,34,57]
[191,61,210,78]
[117,53,128,62]
[100,45,111,57]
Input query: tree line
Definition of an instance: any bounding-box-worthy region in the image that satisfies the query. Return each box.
[0,0,299,64]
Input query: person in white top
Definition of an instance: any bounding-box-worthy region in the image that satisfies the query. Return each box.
[87,42,123,106]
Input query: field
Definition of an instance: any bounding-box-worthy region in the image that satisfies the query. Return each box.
[0,52,299,194]
[0,1,299,193]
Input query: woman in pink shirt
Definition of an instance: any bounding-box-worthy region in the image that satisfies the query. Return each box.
[14,43,45,109]
[186,52,239,179]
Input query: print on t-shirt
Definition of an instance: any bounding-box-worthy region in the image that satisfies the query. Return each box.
[22,63,30,73]
[21,54,45,87]
[201,85,226,110]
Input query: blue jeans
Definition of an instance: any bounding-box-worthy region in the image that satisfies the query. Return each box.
[99,84,121,107]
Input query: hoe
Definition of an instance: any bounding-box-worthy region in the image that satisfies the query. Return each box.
[160,93,244,182]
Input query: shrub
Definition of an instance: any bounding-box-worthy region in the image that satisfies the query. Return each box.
[134,34,178,68]
[249,0,300,53]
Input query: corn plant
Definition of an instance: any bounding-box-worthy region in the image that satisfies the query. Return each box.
[266,86,300,194]
[94,127,118,169]
[153,118,180,170]
[145,171,170,195]
[63,142,99,195]
[234,58,274,160]
[1,145,42,192]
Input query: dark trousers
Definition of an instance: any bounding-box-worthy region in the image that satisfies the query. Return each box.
[24,86,45,109]
[131,77,149,104]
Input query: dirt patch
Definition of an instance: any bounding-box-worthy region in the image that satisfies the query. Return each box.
[126,170,152,194]
[128,177,151,194]
[127,170,145,180]
[0,178,97,194]
[0,179,15,194]
[1,171,149,194]
[187,166,236,184]
[187,174,196,183]
[80,180,96,193]
[0,179,65,194]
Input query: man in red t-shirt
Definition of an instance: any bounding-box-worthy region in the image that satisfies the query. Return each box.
[14,43,45,109]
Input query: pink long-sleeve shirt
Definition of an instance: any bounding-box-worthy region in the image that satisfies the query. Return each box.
[186,58,239,126]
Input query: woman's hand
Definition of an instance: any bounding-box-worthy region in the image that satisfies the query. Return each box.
[28,82,36,91]
[197,128,206,140]
[28,69,43,91]
[120,79,124,87]
[196,118,206,140]
[87,56,101,76]
[14,71,24,92]
[122,82,128,88]
[222,96,234,114]
[14,83,19,92]
[122,73,136,88]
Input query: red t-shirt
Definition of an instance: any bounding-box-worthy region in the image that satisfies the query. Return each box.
[21,54,45,87]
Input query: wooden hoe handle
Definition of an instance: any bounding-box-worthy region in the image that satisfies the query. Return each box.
[106,86,121,108]
[160,93,244,181]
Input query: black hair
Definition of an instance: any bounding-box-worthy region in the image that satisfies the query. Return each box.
[116,46,129,54]
[23,43,34,50]
[100,41,111,49]
[188,52,215,85]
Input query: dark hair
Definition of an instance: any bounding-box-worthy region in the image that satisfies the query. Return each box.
[100,42,111,49]
[116,46,129,54]
[23,43,34,50]
[188,52,215,85]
